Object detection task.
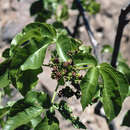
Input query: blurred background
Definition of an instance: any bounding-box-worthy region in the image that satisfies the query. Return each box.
[0,0,130,130]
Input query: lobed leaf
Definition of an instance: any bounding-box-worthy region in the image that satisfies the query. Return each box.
[80,66,99,110]
[56,35,81,62]
[10,22,56,56]
[59,4,69,21]
[99,69,120,120]
[0,60,10,88]
[23,23,56,38]
[30,116,42,128]
[30,0,43,16]
[79,45,92,54]
[25,91,51,108]
[73,52,97,67]
[0,107,10,119]
[2,48,10,58]
[20,41,50,70]
[3,106,43,130]
[117,61,130,84]
[16,68,42,96]
[99,63,129,120]
[0,70,10,88]
[100,63,129,102]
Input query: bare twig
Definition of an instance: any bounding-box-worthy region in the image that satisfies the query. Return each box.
[64,26,73,36]
[111,3,130,68]
[75,0,99,60]
[72,13,81,37]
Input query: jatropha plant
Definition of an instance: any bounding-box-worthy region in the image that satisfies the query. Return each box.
[0,22,129,130]
[0,0,130,129]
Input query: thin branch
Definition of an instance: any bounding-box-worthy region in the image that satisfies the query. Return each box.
[75,0,99,60]
[111,3,130,68]
[72,13,81,37]
[64,26,73,36]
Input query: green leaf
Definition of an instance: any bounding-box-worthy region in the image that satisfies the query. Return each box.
[56,35,81,62]
[84,0,100,14]
[9,69,18,87]
[25,91,51,108]
[92,89,100,103]
[79,45,92,54]
[59,4,69,21]
[10,36,53,69]
[99,69,120,120]
[10,23,56,56]
[0,60,10,75]
[9,99,31,117]
[73,52,97,67]
[16,68,42,96]
[117,61,130,84]
[58,77,65,85]
[100,63,129,102]
[4,85,12,96]
[10,32,39,57]
[101,45,113,53]
[52,21,64,29]
[15,125,31,130]
[21,37,53,70]
[2,48,10,58]
[3,106,43,130]
[35,116,60,130]
[0,70,9,88]
[58,100,86,129]
[121,110,130,127]
[0,107,10,119]
[35,11,52,22]
[10,47,29,68]
[99,63,129,120]
[30,116,42,128]
[80,67,99,110]
[30,1,43,16]
[0,60,10,88]
[0,119,5,128]
[23,23,56,38]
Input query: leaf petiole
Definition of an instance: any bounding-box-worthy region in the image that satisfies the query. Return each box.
[51,83,59,103]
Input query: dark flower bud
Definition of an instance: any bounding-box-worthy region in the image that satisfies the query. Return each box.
[54,58,59,63]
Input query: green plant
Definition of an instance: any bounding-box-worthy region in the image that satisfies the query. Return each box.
[0,0,130,130]
[29,0,100,38]
[30,0,100,23]
[0,21,129,130]
[72,0,100,14]
[30,0,69,23]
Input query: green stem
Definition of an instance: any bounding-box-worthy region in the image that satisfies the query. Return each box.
[51,83,59,103]
[42,64,51,67]
[76,66,89,70]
